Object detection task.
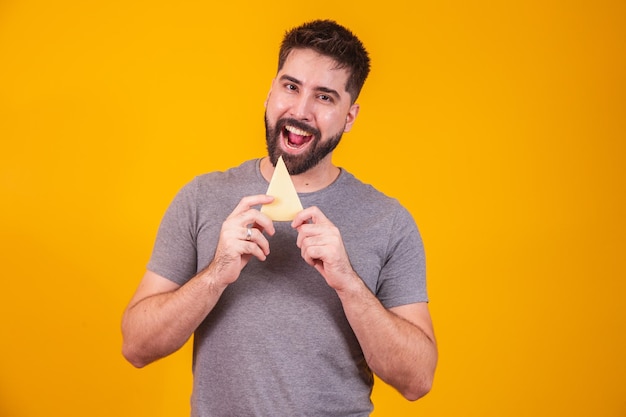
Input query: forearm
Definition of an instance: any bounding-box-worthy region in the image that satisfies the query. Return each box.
[336,276,438,401]
[121,268,226,368]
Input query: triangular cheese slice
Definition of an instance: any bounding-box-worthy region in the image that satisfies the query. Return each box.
[260,156,303,221]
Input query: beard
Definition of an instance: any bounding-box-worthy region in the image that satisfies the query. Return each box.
[264,113,344,175]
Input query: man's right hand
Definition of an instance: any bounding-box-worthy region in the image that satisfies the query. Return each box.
[122,194,275,368]
[209,194,276,287]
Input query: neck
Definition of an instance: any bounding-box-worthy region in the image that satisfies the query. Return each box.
[260,156,340,193]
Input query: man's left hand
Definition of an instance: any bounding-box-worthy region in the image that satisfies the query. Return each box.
[291,206,358,291]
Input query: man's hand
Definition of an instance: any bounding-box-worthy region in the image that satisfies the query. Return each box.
[292,206,437,401]
[210,194,275,287]
[291,206,357,291]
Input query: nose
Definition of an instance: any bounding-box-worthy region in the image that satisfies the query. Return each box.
[289,94,313,121]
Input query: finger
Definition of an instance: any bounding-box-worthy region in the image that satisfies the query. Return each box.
[244,225,254,242]
[295,222,315,249]
[298,230,337,254]
[244,240,270,262]
[227,209,275,238]
[242,225,271,256]
[221,226,270,261]
[228,194,275,219]
[228,195,276,237]
[299,238,315,264]
[295,220,338,249]
[291,206,327,228]
[299,238,336,270]
[252,212,276,237]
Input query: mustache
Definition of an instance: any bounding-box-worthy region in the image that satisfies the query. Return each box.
[275,118,321,139]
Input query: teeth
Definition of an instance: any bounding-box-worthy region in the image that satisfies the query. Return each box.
[285,125,312,137]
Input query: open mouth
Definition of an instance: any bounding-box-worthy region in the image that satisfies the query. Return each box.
[283,125,314,149]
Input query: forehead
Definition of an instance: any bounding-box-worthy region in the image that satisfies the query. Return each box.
[278,48,351,94]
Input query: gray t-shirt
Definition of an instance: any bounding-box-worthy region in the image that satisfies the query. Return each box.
[148,159,427,417]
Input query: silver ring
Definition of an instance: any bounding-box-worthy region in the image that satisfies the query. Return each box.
[245,226,253,241]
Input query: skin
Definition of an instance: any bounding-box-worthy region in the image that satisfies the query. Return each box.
[122,48,437,401]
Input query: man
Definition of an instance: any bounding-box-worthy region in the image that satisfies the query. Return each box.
[122,19,437,416]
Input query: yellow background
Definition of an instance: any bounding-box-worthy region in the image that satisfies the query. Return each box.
[1,1,624,416]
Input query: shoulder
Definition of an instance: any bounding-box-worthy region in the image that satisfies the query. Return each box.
[334,170,408,215]
[170,159,268,218]
[179,159,263,199]
[194,159,260,189]
[313,169,416,233]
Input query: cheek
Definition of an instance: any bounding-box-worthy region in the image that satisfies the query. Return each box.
[266,92,292,113]
[319,111,346,133]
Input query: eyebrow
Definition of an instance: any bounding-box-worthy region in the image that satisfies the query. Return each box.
[279,74,341,100]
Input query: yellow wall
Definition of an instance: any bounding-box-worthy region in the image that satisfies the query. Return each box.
[1,1,624,416]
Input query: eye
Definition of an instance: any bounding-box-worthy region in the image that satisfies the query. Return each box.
[285,83,298,92]
[318,94,333,103]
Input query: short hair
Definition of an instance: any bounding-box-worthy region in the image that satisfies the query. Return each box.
[277,20,371,103]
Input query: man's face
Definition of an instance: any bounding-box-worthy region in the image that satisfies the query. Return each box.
[264,48,359,175]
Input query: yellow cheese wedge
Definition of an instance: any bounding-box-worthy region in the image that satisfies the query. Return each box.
[260,156,303,221]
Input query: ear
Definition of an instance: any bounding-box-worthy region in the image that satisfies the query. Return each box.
[343,103,360,133]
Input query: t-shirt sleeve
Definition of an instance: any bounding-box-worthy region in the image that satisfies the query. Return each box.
[376,206,428,308]
[146,178,199,286]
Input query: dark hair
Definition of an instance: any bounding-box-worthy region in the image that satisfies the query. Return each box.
[278,20,370,103]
